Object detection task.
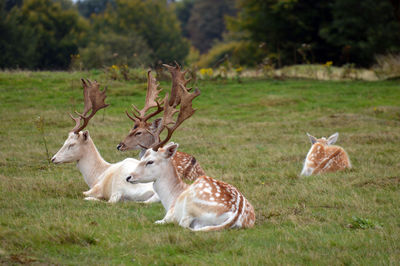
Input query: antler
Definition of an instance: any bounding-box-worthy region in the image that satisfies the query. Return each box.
[126,70,163,124]
[70,79,109,133]
[162,62,192,107]
[151,83,200,151]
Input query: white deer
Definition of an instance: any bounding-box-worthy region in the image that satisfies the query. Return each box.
[301,132,351,176]
[51,79,158,203]
[126,87,255,231]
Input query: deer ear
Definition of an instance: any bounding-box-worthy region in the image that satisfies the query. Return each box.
[327,132,339,145]
[150,118,162,133]
[82,130,89,141]
[307,133,317,144]
[163,142,179,159]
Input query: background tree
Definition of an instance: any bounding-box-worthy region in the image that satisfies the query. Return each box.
[174,0,195,38]
[390,0,400,22]
[229,0,400,67]
[0,0,37,68]
[93,0,189,65]
[76,0,115,18]
[320,0,400,66]
[1,0,87,69]
[228,0,338,67]
[186,0,236,53]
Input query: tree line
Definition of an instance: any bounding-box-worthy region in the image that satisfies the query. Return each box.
[0,0,399,70]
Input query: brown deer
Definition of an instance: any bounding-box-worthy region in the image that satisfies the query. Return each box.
[117,64,205,181]
[126,85,255,231]
[51,79,158,203]
[301,132,352,176]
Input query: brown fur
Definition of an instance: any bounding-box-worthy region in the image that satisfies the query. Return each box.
[303,135,351,175]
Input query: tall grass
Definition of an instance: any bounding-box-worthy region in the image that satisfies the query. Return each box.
[0,71,399,264]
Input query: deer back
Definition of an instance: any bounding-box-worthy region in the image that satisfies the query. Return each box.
[172,151,206,181]
[305,135,351,175]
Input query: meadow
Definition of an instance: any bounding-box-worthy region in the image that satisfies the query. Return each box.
[0,71,399,265]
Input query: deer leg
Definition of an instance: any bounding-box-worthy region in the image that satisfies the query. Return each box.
[83,183,102,198]
[108,192,122,203]
[179,215,194,228]
[84,197,100,201]
[143,193,160,204]
[155,207,175,224]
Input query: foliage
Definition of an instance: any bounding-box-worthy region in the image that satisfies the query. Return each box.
[229,0,400,67]
[0,0,87,69]
[196,40,266,68]
[319,0,400,66]
[34,115,50,163]
[185,46,201,67]
[348,216,382,230]
[174,0,195,38]
[374,53,400,79]
[1,71,400,264]
[76,0,115,18]
[0,1,37,69]
[94,0,189,65]
[1,0,188,70]
[78,31,151,69]
[185,0,236,54]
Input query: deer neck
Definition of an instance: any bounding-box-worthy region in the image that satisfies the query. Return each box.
[76,139,110,188]
[139,148,147,159]
[153,160,188,211]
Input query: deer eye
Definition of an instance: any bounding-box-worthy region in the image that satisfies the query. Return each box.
[133,125,138,129]
[68,144,75,149]
[135,132,142,136]
[146,161,154,166]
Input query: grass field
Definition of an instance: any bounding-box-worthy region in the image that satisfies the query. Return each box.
[0,71,399,265]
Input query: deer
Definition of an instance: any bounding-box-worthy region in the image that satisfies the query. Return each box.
[125,83,256,231]
[51,79,159,203]
[300,132,352,176]
[117,64,205,181]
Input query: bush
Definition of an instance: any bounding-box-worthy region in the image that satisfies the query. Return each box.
[78,32,152,69]
[196,41,266,68]
[374,54,400,79]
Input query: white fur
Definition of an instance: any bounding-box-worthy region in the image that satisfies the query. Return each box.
[127,142,255,231]
[52,131,159,203]
[300,147,315,176]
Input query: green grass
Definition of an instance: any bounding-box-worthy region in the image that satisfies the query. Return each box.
[1,71,399,265]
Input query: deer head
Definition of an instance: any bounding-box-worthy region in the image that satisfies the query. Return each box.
[126,80,200,184]
[117,70,163,152]
[307,132,339,146]
[117,64,192,153]
[127,142,179,184]
[52,79,109,164]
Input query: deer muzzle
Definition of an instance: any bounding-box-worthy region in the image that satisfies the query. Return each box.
[126,175,138,184]
[117,143,126,151]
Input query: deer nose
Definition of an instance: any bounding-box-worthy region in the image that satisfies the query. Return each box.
[117,143,124,151]
[51,156,56,163]
[126,176,132,182]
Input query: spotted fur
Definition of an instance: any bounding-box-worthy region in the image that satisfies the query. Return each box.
[176,176,256,231]
[172,151,206,181]
[301,133,351,176]
[127,142,255,231]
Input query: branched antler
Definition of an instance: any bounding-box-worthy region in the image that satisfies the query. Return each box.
[70,79,109,133]
[126,70,163,124]
[162,62,192,107]
[151,83,200,151]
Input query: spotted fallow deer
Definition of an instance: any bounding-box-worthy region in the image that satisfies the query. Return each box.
[117,64,205,181]
[300,132,351,176]
[126,86,255,231]
[51,79,158,203]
